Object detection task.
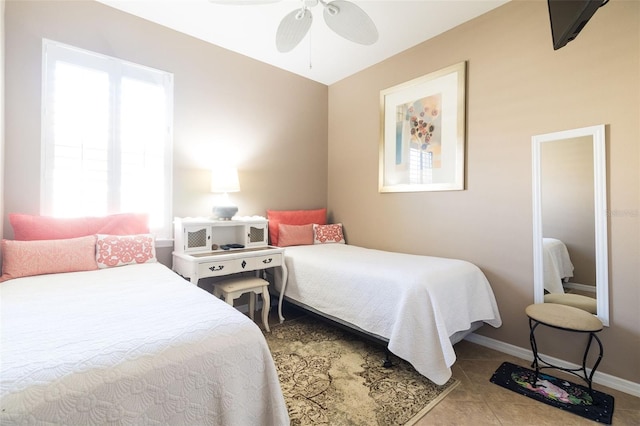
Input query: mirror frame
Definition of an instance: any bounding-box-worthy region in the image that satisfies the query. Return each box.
[532,124,609,326]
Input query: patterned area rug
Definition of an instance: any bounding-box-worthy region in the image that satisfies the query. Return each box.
[264,316,458,426]
[490,362,614,424]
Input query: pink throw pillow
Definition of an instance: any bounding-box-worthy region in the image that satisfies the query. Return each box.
[278,224,314,247]
[9,213,149,241]
[313,223,346,244]
[266,209,326,246]
[0,236,98,282]
[96,234,157,268]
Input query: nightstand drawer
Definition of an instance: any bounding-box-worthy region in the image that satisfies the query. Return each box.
[197,259,246,277]
[173,246,286,286]
[250,253,283,269]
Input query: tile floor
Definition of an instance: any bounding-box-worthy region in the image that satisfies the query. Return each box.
[416,339,640,425]
[262,305,639,426]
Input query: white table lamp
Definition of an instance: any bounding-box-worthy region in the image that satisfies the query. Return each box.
[211,166,240,220]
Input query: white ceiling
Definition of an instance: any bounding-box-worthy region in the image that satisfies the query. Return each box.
[97,0,509,85]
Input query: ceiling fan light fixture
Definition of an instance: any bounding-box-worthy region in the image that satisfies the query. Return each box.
[212,0,378,52]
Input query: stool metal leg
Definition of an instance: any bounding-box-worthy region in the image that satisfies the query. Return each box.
[528,317,604,395]
[583,332,604,392]
[528,318,542,386]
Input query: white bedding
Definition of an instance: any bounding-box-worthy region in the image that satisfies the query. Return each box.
[0,263,289,425]
[277,244,502,385]
[543,237,574,294]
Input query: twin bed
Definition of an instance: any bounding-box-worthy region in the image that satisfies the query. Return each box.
[267,209,502,386]
[1,211,502,423]
[276,244,502,385]
[0,214,289,425]
[0,263,289,425]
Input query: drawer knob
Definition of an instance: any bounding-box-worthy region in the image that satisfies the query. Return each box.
[262,258,273,264]
[209,265,224,272]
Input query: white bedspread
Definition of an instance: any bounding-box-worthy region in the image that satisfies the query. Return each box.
[278,244,502,385]
[543,237,574,294]
[0,263,289,426]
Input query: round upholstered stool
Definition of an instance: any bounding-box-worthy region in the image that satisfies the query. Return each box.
[543,293,597,314]
[525,303,603,393]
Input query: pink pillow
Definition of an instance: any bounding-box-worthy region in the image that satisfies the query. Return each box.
[278,224,314,247]
[313,223,346,244]
[96,234,157,268]
[9,213,149,241]
[0,236,98,282]
[267,209,327,246]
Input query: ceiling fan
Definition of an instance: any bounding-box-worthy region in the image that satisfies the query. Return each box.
[210,0,379,53]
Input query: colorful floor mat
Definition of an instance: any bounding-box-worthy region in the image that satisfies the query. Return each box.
[490,361,614,424]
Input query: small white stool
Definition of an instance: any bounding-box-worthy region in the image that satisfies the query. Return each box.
[213,276,271,332]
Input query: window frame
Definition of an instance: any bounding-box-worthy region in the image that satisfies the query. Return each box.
[41,39,174,241]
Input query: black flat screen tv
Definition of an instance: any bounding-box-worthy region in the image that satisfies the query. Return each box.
[547,0,607,50]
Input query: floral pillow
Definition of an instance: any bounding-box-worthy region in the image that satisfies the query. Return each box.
[96,234,157,268]
[313,223,345,244]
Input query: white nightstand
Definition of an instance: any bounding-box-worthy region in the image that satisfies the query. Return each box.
[172,217,289,323]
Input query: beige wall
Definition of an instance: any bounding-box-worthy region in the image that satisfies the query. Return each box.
[3,0,328,262]
[328,0,639,383]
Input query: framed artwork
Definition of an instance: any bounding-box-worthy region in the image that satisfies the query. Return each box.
[379,62,466,192]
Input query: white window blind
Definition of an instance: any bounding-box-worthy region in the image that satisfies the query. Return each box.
[409,147,433,185]
[42,39,173,239]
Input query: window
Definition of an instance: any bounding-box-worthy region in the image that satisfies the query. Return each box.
[409,146,433,184]
[41,40,173,239]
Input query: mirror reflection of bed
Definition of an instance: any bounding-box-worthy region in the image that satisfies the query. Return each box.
[542,237,574,294]
[542,237,596,314]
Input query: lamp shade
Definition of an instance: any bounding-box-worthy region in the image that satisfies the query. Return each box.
[211,167,240,193]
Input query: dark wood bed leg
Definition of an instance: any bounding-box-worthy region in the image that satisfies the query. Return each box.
[383,348,393,368]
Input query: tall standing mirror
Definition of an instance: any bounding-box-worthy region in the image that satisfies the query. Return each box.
[532,124,609,326]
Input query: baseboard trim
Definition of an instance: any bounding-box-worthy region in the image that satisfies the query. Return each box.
[464,332,640,398]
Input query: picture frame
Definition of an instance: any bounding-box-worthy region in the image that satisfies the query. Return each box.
[379,62,466,192]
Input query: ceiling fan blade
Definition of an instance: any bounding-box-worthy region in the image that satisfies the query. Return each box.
[208,1,282,5]
[276,8,313,53]
[323,0,378,45]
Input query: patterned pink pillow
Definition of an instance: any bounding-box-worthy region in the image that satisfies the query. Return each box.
[0,236,98,282]
[278,224,314,247]
[313,223,346,244]
[96,234,157,268]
